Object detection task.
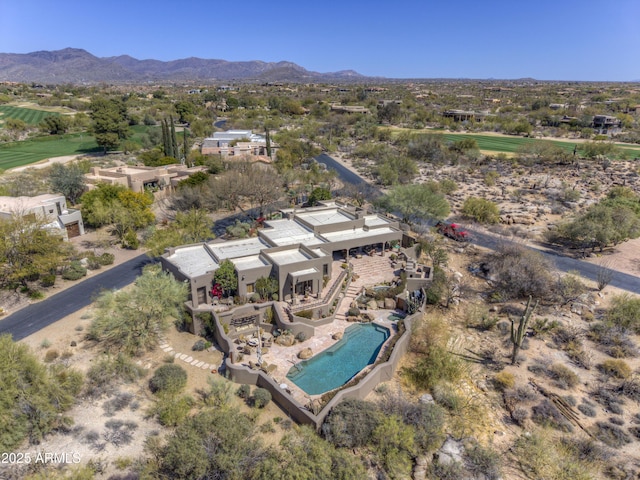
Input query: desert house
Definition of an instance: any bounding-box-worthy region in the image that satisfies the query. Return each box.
[0,193,85,240]
[160,201,430,332]
[84,164,208,195]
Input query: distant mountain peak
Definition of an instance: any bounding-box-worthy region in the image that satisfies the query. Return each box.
[0,48,368,84]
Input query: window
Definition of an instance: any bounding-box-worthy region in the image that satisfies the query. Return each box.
[246,283,254,293]
[323,264,328,276]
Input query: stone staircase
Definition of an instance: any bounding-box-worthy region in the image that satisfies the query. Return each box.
[334,284,362,321]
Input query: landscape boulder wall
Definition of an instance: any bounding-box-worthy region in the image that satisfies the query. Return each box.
[384,298,397,309]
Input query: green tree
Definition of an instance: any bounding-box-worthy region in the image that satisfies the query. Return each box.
[214,259,237,297]
[88,264,188,355]
[49,162,86,205]
[89,96,130,153]
[0,215,69,288]
[255,276,278,300]
[80,184,155,243]
[373,414,416,479]
[0,335,83,451]
[39,115,69,135]
[145,208,214,257]
[378,183,450,223]
[461,197,501,224]
[308,187,332,206]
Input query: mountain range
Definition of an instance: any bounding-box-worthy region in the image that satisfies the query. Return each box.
[0,48,365,84]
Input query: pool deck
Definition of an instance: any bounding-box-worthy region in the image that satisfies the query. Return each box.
[237,252,404,406]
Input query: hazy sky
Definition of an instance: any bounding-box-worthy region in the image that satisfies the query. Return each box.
[1,0,638,81]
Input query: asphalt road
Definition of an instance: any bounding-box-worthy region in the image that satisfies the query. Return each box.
[0,254,152,341]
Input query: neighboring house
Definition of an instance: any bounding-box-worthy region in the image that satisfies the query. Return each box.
[84,164,208,194]
[592,115,622,135]
[161,201,408,322]
[0,194,85,240]
[201,130,276,158]
[329,104,370,114]
[442,109,487,122]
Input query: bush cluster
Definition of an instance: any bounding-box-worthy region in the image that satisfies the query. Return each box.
[62,260,87,281]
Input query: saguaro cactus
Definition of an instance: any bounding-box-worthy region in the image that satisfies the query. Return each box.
[510,296,539,365]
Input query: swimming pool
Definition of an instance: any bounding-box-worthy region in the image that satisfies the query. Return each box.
[286,323,390,395]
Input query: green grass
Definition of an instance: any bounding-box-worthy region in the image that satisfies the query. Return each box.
[441,132,640,156]
[0,105,60,126]
[0,133,100,170]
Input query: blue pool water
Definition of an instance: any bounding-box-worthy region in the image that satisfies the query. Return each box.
[286,323,390,395]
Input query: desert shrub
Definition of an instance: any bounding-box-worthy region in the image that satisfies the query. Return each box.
[405,344,464,390]
[513,430,600,480]
[84,253,102,270]
[591,386,625,415]
[122,230,139,249]
[606,294,640,333]
[503,386,537,408]
[103,419,138,447]
[609,416,625,426]
[577,402,597,417]
[465,304,499,331]
[149,364,188,394]
[372,414,416,479]
[594,421,632,448]
[252,387,271,408]
[530,317,560,337]
[347,307,361,317]
[556,272,587,304]
[493,371,515,391]
[103,392,134,416]
[511,407,529,426]
[62,261,87,280]
[428,460,466,480]
[86,354,145,397]
[249,292,260,303]
[236,384,250,399]
[296,309,313,319]
[295,331,307,342]
[588,323,638,358]
[192,339,207,351]
[629,426,640,440]
[323,399,380,448]
[40,273,56,287]
[464,441,502,480]
[432,383,464,411]
[152,394,193,427]
[377,392,446,452]
[619,377,640,402]
[548,363,580,389]
[598,359,632,379]
[44,349,59,363]
[99,252,115,265]
[483,242,555,300]
[531,399,573,432]
[462,197,500,224]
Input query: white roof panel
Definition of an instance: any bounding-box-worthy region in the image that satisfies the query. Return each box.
[168,245,219,277]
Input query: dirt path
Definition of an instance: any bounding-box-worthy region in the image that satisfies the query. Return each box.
[8,154,87,172]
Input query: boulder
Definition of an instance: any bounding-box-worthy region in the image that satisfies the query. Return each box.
[297,348,313,359]
[419,393,435,404]
[384,298,397,309]
[347,316,360,322]
[436,437,465,466]
[332,332,344,340]
[275,334,295,346]
[367,299,378,310]
[362,312,375,322]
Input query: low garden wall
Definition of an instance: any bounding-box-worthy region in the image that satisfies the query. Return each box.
[220,307,422,430]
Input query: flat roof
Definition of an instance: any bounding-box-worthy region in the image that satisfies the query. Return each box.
[208,237,270,260]
[168,245,219,277]
[321,227,398,243]
[296,208,354,227]
[363,214,392,227]
[261,219,326,247]
[290,267,318,277]
[0,194,63,211]
[268,248,313,265]
[233,255,270,271]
